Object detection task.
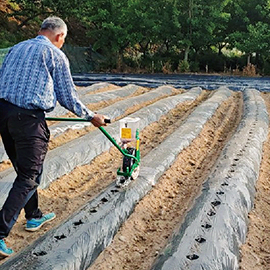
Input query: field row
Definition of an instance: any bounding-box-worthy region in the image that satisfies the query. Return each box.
[0,84,267,270]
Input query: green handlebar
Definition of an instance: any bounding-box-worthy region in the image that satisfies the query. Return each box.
[45,117,90,122]
[45,117,111,124]
[45,117,138,162]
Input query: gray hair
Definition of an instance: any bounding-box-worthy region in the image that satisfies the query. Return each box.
[40,16,67,36]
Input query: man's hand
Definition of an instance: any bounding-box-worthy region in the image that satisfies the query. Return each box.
[90,113,109,127]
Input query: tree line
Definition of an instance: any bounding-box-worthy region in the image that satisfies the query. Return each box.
[2,0,270,75]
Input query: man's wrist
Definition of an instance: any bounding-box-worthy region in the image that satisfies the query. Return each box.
[86,111,95,121]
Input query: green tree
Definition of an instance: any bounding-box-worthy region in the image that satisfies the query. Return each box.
[227,0,270,65]
[9,0,84,26]
[5,0,270,74]
[176,0,231,62]
[78,0,130,70]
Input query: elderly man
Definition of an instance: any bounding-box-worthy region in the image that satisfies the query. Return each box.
[0,16,107,258]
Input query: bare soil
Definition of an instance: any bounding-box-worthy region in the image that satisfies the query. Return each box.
[89,91,243,270]
[48,86,182,150]
[0,89,270,270]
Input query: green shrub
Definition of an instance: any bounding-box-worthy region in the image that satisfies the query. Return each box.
[178,60,190,73]
[189,61,200,72]
[262,60,270,76]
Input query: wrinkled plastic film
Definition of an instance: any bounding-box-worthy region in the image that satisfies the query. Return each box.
[41,87,203,189]
[46,84,139,117]
[77,82,114,96]
[0,83,131,162]
[73,73,270,91]
[48,85,179,138]
[151,89,269,270]
[0,87,202,207]
[0,88,232,270]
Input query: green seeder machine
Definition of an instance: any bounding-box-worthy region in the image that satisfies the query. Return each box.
[45,117,140,186]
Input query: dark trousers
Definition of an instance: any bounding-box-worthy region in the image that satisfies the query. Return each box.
[0,99,50,239]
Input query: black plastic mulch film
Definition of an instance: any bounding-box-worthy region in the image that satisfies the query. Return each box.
[0,87,237,270]
[151,89,268,270]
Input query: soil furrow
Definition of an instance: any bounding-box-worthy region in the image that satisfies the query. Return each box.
[48,87,182,150]
[0,86,175,171]
[89,92,242,270]
[1,90,209,260]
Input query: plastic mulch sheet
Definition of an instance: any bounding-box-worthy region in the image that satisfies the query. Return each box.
[49,85,179,138]
[0,88,232,270]
[0,87,202,207]
[46,84,139,117]
[151,89,269,270]
[73,73,270,91]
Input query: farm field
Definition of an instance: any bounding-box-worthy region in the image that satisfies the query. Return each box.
[0,79,269,270]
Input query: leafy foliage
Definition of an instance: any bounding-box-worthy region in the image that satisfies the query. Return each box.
[2,0,270,74]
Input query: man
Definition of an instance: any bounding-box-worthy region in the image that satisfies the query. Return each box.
[0,16,107,258]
